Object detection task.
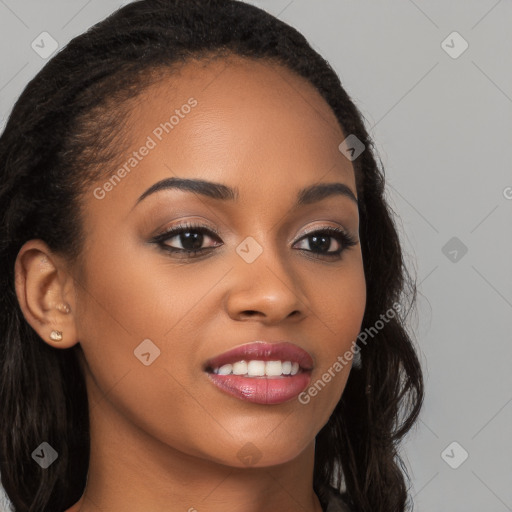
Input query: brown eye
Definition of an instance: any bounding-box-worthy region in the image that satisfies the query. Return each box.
[293,227,358,258]
[152,223,222,257]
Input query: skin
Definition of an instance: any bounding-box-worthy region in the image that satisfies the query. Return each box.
[15,55,366,512]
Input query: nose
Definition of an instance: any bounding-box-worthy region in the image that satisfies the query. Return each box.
[224,247,308,325]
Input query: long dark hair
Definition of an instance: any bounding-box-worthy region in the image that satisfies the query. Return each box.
[0,1,423,510]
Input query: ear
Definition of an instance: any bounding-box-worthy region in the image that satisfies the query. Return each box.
[14,239,78,348]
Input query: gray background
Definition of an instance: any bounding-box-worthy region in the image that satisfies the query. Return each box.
[1,1,511,511]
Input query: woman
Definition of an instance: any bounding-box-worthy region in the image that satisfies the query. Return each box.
[0,1,423,511]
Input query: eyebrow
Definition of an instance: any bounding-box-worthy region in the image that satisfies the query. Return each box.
[136,177,358,206]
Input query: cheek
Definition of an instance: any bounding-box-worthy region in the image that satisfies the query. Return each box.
[74,243,239,457]
[75,229,231,343]
[296,258,366,413]
[307,254,366,352]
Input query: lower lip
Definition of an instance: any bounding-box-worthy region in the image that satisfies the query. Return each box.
[206,372,311,404]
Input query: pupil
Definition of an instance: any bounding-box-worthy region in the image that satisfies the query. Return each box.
[181,231,203,250]
[310,235,330,252]
[177,232,332,252]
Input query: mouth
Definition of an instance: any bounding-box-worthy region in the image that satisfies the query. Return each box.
[203,341,313,405]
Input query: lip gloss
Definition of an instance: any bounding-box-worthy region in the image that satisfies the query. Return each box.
[206,372,312,404]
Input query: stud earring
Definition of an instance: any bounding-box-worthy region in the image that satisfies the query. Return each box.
[49,330,63,342]
[56,303,71,314]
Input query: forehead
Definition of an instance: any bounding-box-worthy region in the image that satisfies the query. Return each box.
[87,55,355,218]
[136,54,343,134]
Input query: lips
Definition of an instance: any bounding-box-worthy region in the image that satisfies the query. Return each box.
[203,341,314,372]
[203,341,314,405]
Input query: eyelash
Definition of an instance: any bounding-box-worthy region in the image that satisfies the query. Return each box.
[151,222,358,260]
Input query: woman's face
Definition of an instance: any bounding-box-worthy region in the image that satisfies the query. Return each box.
[73,56,366,467]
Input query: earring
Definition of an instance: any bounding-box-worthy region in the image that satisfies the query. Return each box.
[56,303,71,314]
[49,330,63,342]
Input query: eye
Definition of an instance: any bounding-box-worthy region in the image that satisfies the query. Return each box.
[293,226,358,259]
[151,222,222,257]
[150,223,358,261]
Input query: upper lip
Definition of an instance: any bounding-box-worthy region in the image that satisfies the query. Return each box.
[203,341,314,372]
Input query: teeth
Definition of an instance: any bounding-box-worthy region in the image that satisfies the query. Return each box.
[265,361,283,376]
[217,364,232,375]
[232,361,248,375]
[247,360,265,376]
[211,360,302,377]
